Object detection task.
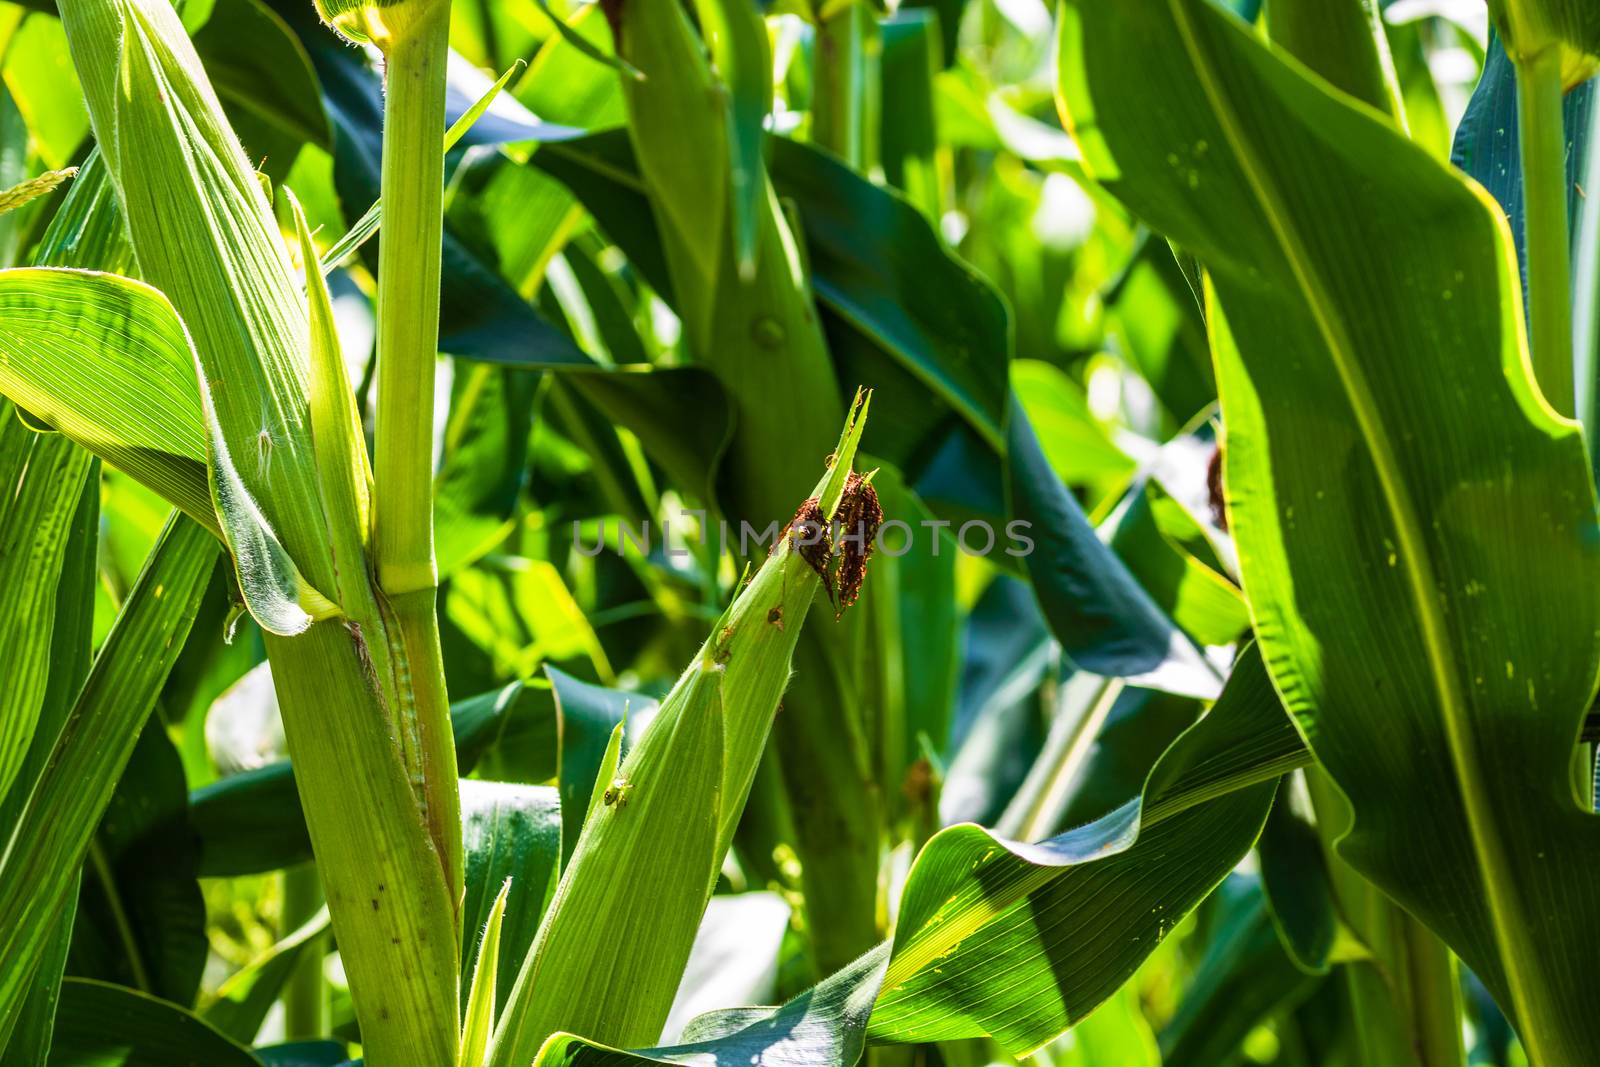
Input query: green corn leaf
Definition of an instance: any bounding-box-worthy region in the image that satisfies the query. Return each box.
[1451,36,1593,303]
[287,189,371,610]
[0,515,216,1028]
[0,264,332,635]
[0,268,214,532]
[1008,400,1222,699]
[1159,879,1321,1067]
[579,720,627,838]
[542,668,650,860]
[531,644,1289,1065]
[72,719,208,1006]
[528,0,642,82]
[1263,0,1404,119]
[1255,780,1340,976]
[0,127,124,1067]
[59,0,335,595]
[460,782,562,1017]
[193,0,330,160]
[50,978,263,1067]
[204,905,332,1044]
[879,10,945,223]
[533,946,889,1066]
[462,879,511,1067]
[29,150,134,279]
[0,417,92,804]
[493,669,726,1061]
[607,0,729,343]
[1105,479,1249,650]
[1059,0,1600,1059]
[862,655,1279,1053]
[0,462,97,1067]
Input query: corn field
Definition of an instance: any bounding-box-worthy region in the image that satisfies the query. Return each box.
[1,0,1598,1063]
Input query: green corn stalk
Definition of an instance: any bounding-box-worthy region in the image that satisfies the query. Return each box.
[601,0,886,975]
[313,0,461,894]
[488,394,873,1063]
[1484,0,1600,415]
[810,0,882,173]
[51,0,463,1060]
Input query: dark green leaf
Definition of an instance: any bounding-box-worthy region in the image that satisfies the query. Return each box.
[459,781,561,1015]
[49,979,261,1067]
[69,720,207,1007]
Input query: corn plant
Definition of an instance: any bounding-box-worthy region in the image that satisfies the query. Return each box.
[1,0,1599,1064]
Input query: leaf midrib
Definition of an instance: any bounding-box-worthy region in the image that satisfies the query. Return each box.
[1164,0,1545,1043]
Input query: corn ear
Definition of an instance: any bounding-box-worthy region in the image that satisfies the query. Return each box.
[495,665,726,1057]
[488,393,872,1062]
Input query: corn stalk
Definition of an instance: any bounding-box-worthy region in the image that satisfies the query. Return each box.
[51,0,463,1060]
[598,0,885,975]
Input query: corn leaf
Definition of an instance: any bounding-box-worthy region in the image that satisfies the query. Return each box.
[491,396,871,1063]
[501,670,724,1056]
[50,978,262,1067]
[288,190,371,609]
[0,128,125,1067]
[546,667,650,860]
[0,261,330,634]
[531,645,1289,1064]
[0,268,213,531]
[0,515,216,1028]
[1158,878,1320,1067]
[461,880,510,1067]
[71,719,208,1005]
[188,683,560,877]
[460,782,562,1017]
[1008,401,1222,699]
[192,0,329,177]
[691,0,770,278]
[0,462,97,1067]
[1059,0,1600,1057]
[60,0,334,591]
[608,0,728,340]
[0,416,92,803]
